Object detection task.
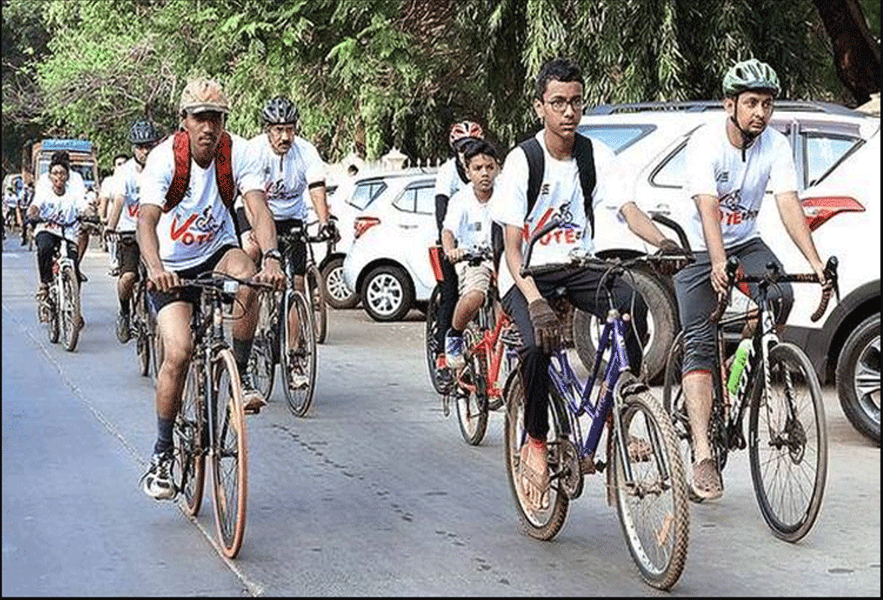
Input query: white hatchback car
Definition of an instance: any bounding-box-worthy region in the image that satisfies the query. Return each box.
[342,170,439,321]
[578,100,880,441]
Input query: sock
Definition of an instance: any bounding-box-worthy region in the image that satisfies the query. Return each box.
[233,337,252,378]
[153,416,175,456]
[119,297,130,316]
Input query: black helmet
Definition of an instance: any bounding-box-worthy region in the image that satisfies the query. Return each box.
[262,96,299,126]
[129,119,161,145]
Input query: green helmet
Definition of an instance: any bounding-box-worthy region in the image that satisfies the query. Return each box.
[722,58,780,97]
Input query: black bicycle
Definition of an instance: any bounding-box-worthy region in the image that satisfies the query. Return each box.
[663,256,837,542]
[172,271,272,558]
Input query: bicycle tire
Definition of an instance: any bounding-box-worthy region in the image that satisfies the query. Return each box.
[280,289,316,417]
[425,285,447,394]
[45,291,60,344]
[136,290,151,377]
[456,329,489,445]
[307,264,328,344]
[612,375,689,590]
[248,292,276,401]
[503,373,569,540]
[210,348,248,558]
[748,342,827,542]
[60,266,80,352]
[662,331,729,502]
[175,359,206,517]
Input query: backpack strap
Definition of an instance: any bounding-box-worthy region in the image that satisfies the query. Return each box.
[518,134,597,238]
[164,130,236,213]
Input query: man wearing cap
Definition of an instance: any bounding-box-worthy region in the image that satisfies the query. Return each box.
[137,78,285,501]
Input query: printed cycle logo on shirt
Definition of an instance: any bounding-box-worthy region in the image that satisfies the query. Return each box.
[719,190,759,226]
[170,209,226,246]
[521,206,582,245]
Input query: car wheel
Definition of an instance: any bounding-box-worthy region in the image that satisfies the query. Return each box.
[361,265,414,322]
[322,256,359,309]
[835,313,880,444]
[573,265,678,384]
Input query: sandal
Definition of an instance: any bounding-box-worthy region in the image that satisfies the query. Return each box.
[518,438,550,511]
[627,435,653,462]
[692,458,723,500]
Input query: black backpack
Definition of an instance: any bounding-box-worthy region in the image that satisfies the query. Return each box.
[492,133,597,264]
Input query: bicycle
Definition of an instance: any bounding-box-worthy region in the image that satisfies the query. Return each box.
[31,215,95,352]
[439,248,521,446]
[302,220,334,344]
[171,271,272,558]
[248,222,326,417]
[504,216,690,590]
[663,255,837,542]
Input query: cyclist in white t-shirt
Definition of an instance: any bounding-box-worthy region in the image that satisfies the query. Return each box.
[432,120,485,387]
[441,139,501,369]
[100,153,130,273]
[136,78,284,501]
[492,58,683,511]
[674,59,828,501]
[106,119,162,343]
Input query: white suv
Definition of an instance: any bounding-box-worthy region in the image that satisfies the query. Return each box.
[578,100,880,441]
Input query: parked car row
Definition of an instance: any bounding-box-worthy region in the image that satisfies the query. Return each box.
[317,99,879,443]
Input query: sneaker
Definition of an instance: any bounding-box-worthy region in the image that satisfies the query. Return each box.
[287,349,310,390]
[116,311,131,344]
[109,266,120,277]
[445,331,466,370]
[240,370,267,414]
[140,452,176,500]
[435,354,453,391]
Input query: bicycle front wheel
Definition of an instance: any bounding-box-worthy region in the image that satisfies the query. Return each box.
[612,375,689,590]
[280,289,316,417]
[135,292,151,377]
[503,373,569,540]
[59,266,80,352]
[456,328,489,445]
[175,360,206,517]
[248,293,276,401]
[210,348,248,558]
[748,342,827,542]
[307,264,328,344]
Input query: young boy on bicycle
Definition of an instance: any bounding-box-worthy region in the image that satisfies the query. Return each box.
[441,139,501,370]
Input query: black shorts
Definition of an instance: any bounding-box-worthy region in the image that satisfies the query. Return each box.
[148,244,238,314]
[116,235,141,277]
[276,219,307,277]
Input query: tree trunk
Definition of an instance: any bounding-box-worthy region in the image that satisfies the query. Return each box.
[812,0,881,104]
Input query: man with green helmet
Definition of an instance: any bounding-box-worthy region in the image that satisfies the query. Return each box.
[673,58,829,500]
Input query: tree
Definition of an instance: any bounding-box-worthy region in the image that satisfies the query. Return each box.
[812,0,881,103]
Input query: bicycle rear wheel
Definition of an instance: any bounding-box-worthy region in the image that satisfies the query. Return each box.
[307,264,327,344]
[425,285,447,394]
[211,348,248,558]
[748,342,827,542]
[175,359,206,517]
[248,292,276,401]
[59,266,80,352]
[280,289,316,417]
[503,373,569,540]
[612,375,689,590]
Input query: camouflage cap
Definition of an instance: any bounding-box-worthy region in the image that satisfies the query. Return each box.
[179,78,230,115]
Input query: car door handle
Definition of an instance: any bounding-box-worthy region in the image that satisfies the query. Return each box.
[399,224,418,229]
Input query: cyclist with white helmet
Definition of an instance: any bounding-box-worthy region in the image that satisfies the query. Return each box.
[675,58,828,500]
[106,119,163,343]
[432,120,485,386]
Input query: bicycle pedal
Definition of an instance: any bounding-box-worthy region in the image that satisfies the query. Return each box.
[592,459,607,473]
[580,456,597,474]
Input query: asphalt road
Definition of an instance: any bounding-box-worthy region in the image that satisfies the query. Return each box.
[2,236,879,596]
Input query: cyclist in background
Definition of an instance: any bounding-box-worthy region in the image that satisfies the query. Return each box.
[100,153,130,274]
[674,58,827,501]
[441,139,501,370]
[106,119,162,344]
[137,78,284,500]
[433,120,485,386]
[27,151,89,328]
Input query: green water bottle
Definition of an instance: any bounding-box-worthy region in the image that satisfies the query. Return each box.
[727,339,752,396]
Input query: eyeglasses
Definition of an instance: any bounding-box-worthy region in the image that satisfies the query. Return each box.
[545,97,584,113]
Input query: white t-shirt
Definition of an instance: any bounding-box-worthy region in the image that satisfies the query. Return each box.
[684,116,798,251]
[31,182,88,243]
[114,158,145,233]
[247,134,325,221]
[443,183,495,253]
[490,131,627,296]
[434,157,467,200]
[140,133,264,271]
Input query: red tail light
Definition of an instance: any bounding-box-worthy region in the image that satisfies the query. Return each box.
[353,216,381,239]
[802,196,865,231]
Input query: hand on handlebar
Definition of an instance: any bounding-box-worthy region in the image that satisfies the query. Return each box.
[529,298,564,354]
[319,220,339,243]
[254,258,286,291]
[445,246,464,263]
[147,267,183,293]
[710,259,729,295]
[653,238,689,276]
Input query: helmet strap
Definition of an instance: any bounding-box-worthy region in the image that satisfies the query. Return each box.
[729,97,757,162]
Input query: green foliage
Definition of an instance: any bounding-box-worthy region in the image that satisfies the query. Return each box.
[1,0,874,174]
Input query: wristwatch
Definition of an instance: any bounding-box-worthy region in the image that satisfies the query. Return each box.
[263,248,282,263]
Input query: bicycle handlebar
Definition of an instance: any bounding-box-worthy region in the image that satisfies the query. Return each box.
[27,214,99,229]
[166,271,275,297]
[709,256,839,323]
[452,248,494,266]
